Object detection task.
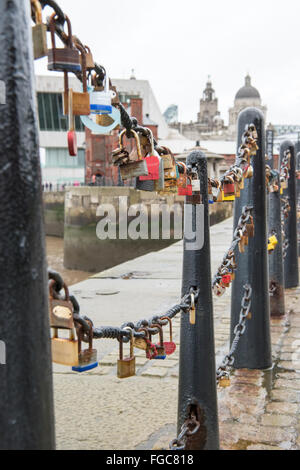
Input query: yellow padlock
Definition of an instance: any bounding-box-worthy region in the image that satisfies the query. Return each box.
[222,191,235,202]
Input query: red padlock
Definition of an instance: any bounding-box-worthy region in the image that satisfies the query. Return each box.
[221,274,232,286]
[223,177,235,196]
[161,317,176,356]
[177,163,192,195]
[139,155,160,181]
[68,130,77,156]
[67,88,77,156]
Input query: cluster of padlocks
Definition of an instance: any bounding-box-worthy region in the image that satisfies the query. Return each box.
[49,274,182,378]
[31,0,121,156]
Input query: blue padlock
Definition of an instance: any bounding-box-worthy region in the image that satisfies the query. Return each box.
[80,84,121,135]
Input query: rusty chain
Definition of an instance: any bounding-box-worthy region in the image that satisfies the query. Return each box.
[48,269,198,344]
[212,206,253,296]
[169,412,200,451]
[216,284,252,387]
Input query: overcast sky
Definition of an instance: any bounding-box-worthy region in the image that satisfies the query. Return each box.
[34,0,300,126]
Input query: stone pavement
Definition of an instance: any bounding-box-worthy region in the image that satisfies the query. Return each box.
[52,217,300,450]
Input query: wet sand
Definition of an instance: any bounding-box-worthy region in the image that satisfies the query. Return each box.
[46,237,90,286]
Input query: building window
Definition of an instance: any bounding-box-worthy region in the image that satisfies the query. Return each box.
[45,148,85,168]
[37,92,84,132]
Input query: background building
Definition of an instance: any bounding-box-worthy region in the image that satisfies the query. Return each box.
[228,75,267,137]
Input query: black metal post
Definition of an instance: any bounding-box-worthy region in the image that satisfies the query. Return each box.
[297,152,300,255]
[230,108,272,369]
[280,141,299,288]
[178,151,219,450]
[0,1,55,449]
[267,129,285,316]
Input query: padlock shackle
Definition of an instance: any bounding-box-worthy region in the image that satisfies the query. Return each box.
[145,127,155,155]
[119,327,133,360]
[73,41,87,93]
[49,279,70,301]
[150,323,164,347]
[119,129,143,161]
[49,13,74,51]
[160,317,173,342]
[31,0,43,25]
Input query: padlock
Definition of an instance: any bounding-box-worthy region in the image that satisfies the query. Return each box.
[150,324,166,360]
[245,215,254,238]
[72,322,98,372]
[177,163,192,196]
[31,0,48,60]
[160,317,176,356]
[157,147,177,194]
[139,130,160,181]
[244,165,253,179]
[242,225,249,246]
[191,176,201,192]
[238,230,245,253]
[221,274,231,287]
[189,292,196,325]
[49,280,74,329]
[137,328,158,359]
[67,88,77,156]
[213,283,226,297]
[135,178,155,192]
[223,177,235,196]
[222,190,235,202]
[83,45,95,70]
[90,74,113,115]
[118,130,149,180]
[63,45,90,116]
[268,235,278,252]
[51,328,78,366]
[154,155,165,191]
[117,328,136,378]
[219,374,231,388]
[47,14,81,73]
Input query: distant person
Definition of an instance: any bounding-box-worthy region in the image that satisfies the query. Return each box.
[45,182,48,191]
[49,183,52,192]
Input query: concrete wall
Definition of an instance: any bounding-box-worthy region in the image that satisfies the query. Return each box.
[43,191,65,237]
[63,187,233,273]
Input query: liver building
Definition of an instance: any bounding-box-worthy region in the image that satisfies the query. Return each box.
[169,75,267,141]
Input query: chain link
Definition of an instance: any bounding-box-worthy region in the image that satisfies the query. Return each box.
[216,284,252,384]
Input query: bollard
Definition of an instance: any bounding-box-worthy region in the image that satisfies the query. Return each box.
[177,151,219,450]
[280,141,299,288]
[0,1,55,449]
[297,152,300,255]
[230,108,272,370]
[267,130,285,317]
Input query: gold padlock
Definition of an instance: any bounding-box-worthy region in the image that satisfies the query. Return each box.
[31,0,48,60]
[51,328,78,366]
[63,44,90,116]
[117,328,136,378]
[219,375,231,388]
[189,292,196,325]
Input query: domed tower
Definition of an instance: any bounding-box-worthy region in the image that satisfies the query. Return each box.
[228,75,267,135]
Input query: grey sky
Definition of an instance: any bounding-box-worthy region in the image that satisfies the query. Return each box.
[34,0,300,126]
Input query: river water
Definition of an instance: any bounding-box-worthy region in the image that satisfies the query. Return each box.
[46,236,90,286]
